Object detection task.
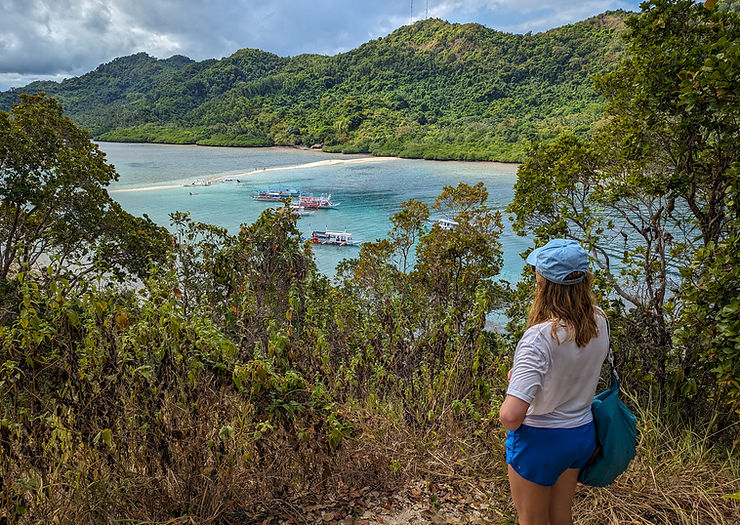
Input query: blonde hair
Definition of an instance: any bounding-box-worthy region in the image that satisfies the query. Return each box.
[527,271,600,347]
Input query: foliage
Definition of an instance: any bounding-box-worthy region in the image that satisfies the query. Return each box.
[0,14,629,162]
[414,182,504,321]
[0,173,517,521]
[507,0,740,418]
[0,93,171,285]
[1,4,739,522]
[2,175,737,522]
[674,179,740,413]
[0,53,195,135]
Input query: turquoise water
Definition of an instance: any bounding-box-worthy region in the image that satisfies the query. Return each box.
[102,142,530,283]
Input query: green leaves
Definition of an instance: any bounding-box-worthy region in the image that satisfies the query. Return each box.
[0,94,171,284]
[389,199,430,273]
[94,428,113,448]
[510,0,740,419]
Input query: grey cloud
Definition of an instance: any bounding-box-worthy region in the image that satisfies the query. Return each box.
[0,0,122,74]
[81,2,112,35]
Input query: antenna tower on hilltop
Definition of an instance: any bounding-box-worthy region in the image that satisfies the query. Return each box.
[410,0,413,24]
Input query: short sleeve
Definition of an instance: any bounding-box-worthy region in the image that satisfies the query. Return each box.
[506,329,551,404]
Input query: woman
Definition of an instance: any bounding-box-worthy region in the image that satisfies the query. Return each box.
[499,239,608,525]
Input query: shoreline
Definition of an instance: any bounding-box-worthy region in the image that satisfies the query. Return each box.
[95,141,522,168]
[102,143,521,195]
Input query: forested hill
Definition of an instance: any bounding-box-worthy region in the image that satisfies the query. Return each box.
[0,12,628,162]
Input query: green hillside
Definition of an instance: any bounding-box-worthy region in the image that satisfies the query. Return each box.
[0,53,194,133]
[0,13,628,161]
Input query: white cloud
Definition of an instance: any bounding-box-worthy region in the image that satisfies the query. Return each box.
[425,0,636,34]
[433,1,609,14]
[498,1,624,33]
[0,72,69,90]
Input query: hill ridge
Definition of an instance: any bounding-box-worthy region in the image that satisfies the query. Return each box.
[0,12,629,162]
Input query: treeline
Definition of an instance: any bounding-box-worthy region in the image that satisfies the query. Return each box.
[0,13,628,162]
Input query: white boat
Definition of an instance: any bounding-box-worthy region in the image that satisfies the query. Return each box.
[252,186,301,201]
[309,230,361,246]
[433,218,459,231]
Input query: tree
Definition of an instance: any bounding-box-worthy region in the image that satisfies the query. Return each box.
[0,93,171,284]
[598,0,738,247]
[414,182,504,323]
[388,198,430,273]
[507,0,740,416]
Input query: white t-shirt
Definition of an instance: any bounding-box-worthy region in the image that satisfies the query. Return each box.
[506,309,609,428]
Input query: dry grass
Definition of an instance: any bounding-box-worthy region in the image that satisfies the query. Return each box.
[283,397,739,524]
[339,395,740,525]
[3,325,737,525]
[6,388,737,524]
[570,397,740,525]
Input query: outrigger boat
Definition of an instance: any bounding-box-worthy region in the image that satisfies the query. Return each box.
[252,186,301,201]
[309,230,361,246]
[432,218,459,231]
[290,202,315,217]
[299,193,339,209]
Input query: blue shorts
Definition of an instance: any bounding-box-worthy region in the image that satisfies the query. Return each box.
[506,422,596,486]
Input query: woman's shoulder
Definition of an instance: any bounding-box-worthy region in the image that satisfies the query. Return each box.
[516,323,554,363]
[521,320,555,345]
[592,305,609,330]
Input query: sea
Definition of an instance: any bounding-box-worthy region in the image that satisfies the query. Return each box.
[101,142,531,285]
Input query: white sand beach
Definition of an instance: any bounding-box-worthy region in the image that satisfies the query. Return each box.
[207,155,398,182]
[108,155,398,194]
[109,183,185,193]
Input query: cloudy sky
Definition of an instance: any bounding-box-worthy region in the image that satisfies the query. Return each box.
[0,0,643,91]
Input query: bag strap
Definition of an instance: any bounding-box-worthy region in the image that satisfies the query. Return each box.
[606,316,620,387]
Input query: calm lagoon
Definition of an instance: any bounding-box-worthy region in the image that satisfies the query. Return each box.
[101,142,530,283]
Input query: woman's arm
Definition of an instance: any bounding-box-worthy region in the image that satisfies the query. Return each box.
[499,395,530,431]
[502,330,548,430]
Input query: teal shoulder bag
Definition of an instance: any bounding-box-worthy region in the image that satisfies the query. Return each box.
[578,330,638,487]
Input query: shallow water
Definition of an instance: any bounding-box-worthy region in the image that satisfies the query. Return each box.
[101,142,530,283]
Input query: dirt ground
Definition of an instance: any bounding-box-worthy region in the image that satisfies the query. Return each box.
[243,479,516,524]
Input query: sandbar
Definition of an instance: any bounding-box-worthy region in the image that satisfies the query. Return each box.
[108,155,397,193]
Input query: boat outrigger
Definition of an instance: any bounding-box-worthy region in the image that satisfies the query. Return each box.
[252,186,301,201]
[309,230,361,246]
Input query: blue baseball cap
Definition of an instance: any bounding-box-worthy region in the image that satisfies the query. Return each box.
[526,239,589,285]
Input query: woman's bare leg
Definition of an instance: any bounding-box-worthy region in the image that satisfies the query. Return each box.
[507,464,551,525]
[548,468,580,525]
